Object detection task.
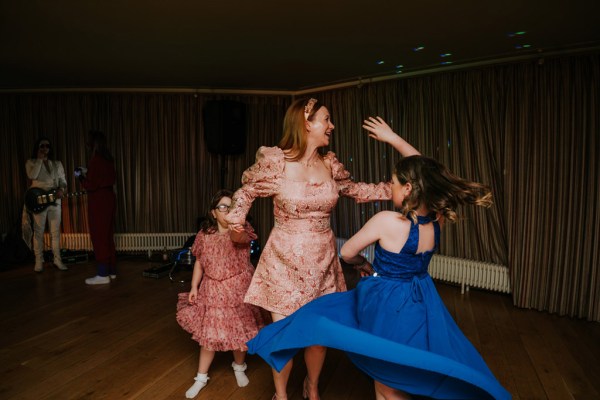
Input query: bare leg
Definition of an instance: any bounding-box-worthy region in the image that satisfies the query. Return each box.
[232,350,246,365]
[186,347,214,398]
[303,345,326,399]
[272,312,291,400]
[198,347,215,373]
[374,381,412,400]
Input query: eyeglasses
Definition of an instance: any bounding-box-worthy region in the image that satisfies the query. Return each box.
[39,144,50,149]
[215,204,230,213]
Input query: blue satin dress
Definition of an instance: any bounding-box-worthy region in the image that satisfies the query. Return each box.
[247,215,511,400]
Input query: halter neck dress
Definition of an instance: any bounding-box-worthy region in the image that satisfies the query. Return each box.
[247,214,511,400]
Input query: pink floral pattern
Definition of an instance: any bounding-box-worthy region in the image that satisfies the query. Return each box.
[176,223,267,351]
[226,146,391,316]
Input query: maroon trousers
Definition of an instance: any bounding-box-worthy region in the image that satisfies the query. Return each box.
[88,188,116,273]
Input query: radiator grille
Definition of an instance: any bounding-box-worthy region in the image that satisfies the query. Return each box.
[335,238,510,294]
[44,232,196,252]
[47,234,510,293]
[428,254,510,294]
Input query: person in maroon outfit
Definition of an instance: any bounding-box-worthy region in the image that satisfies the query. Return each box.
[78,130,117,285]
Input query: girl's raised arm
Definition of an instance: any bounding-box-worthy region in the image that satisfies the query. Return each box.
[363,117,420,157]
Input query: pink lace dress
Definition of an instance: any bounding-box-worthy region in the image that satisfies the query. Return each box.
[226,146,391,315]
[176,223,267,351]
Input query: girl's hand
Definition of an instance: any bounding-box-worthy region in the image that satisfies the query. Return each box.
[354,260,375,277]
[229,223,245,234]
[188,288,198,303]
[363,117,398,144]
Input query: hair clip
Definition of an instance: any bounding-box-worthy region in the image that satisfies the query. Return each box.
[304,98,318,120]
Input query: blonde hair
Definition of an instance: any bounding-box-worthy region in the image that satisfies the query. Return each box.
[278,98,322,161]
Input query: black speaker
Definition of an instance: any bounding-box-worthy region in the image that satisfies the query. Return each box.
[203,100,247,155]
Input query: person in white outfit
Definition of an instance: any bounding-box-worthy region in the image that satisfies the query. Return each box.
[25,137,68,272]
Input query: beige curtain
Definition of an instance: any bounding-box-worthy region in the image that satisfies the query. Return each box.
[503,56,599,320]
[1,53,598,321]
[0,93,289,244]
[314,53,599,321]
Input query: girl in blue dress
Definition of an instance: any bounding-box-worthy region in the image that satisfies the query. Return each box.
[247,155,511,400]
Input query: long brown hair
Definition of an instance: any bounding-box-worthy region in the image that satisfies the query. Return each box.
[394,155,492,223]
[278,97,323,161]
[199,189,234,234]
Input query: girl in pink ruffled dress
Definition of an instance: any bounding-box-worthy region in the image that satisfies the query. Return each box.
[176,189,267,398]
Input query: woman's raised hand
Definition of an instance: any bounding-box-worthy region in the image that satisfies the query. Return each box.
[363,116,421,157]
[362,116,398,143]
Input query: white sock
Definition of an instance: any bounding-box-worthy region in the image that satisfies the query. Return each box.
[231,362,249,387]
[185,373,208,398]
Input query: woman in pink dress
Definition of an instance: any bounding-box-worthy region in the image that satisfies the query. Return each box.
[226,98,419,400]
[176,189,267,398]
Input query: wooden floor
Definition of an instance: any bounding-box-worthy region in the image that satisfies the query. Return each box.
[1,255,599,400]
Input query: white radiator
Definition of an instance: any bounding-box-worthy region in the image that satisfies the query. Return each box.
[335,238,510,294]
[428,254,510,294]
[44,232,196,252]
[46,234,510,293]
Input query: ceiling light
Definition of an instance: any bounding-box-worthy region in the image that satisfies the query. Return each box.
[508,31,527,37]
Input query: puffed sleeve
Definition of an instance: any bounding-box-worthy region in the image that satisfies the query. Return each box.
[325,151,392,203]
[225,146,284,225]
[190,231,204,258]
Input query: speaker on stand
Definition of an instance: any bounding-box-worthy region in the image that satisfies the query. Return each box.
[203,100,247,188]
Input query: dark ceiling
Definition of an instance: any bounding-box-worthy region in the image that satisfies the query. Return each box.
[1,0,600,92]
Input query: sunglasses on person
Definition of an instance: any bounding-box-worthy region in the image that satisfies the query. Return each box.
[39,143,50,149]
[215,204,230,213]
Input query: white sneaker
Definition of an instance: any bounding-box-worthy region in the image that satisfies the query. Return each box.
[185,373,208,398]
[85,275,110,285]
[54,258,68,271]
[232,362,249,387]
[109,275,117,280]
